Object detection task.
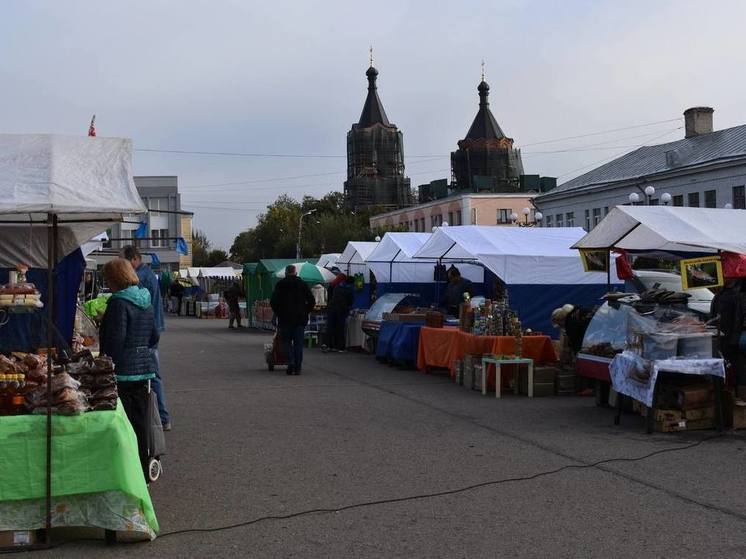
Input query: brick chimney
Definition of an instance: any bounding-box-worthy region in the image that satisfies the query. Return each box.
[684,107,714,138]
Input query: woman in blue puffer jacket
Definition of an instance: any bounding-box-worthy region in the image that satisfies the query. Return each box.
[100,258,160,475]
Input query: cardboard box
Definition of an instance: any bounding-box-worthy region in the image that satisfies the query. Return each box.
[0,530,37,547]
[654,407,715,422]
[517,367,557,397]
[654,417,715,433]
[733,406,746,430]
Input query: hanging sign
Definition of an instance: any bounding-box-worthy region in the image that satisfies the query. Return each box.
[579,250,609,273]
[680,256,723,290]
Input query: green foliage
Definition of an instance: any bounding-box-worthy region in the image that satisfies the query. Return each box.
[192,228,211,267]
[229,192,382,263]
[206,249,228,267]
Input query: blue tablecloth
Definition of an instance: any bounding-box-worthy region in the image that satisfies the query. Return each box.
[376,321,423,365]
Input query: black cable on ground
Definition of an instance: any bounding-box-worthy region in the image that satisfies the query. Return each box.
[2,433,725,554]
[153,433,725,539]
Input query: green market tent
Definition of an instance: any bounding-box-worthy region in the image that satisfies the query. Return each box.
[244,259,317,323]
[276,262,336,284]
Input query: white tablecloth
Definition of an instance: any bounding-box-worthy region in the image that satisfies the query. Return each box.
[609,352,725,407]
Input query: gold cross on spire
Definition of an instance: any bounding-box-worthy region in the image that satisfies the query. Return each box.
[481,59,485,82]
[369,45,374,67]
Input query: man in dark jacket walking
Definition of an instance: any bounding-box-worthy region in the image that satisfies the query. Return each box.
[224,282,243,329]
[270,265,315,375]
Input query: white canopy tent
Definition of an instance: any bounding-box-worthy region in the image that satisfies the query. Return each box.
[366,232,483,283]
[572,206,746,254]
[338,241,378,276]
[182,267,241,279]
[316,253,342,269]
[414,226,611,285]
[0,134,146,267]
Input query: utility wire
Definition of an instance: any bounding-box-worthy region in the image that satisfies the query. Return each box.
[135,117,683,159]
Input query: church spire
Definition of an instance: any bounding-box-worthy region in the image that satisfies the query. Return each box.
[464,69,506,140]
[358,59,391,127]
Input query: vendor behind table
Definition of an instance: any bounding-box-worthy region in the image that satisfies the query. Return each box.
[441,265,473,317]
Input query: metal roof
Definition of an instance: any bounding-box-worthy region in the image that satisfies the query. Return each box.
[544,124,746,196]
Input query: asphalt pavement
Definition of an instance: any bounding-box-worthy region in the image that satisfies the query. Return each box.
[17,317,746,558]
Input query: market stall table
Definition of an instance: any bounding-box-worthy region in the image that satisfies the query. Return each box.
[376,321,423,366]
[481,356,535,398]
[609,352,725,433]
[0,402,158,540]
[416,327,557,390]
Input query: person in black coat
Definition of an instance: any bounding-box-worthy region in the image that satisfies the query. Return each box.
[441,266,474,317]
[326,275,354,352]
[270,265,315,375]
[711,279,746,405]
[100,258,160,477]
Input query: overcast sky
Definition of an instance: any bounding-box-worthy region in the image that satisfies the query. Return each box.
[2,0,745,248]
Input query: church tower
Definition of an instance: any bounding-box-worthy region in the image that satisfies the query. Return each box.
[451,74,524,192]
[344,61,412,211]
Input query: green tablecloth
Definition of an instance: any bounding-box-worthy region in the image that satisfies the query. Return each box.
[0,402,158,534]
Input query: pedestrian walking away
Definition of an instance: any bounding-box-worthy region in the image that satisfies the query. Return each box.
[270,264,315,375]
[224,281,244,329]
[99,258,160,478]
[326,274,353,352]
[123,245,172,431]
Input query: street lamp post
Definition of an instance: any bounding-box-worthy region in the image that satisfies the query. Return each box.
[521,207,531,225]
[296,209,317,259]
[644,185,656,205]
[661,192,672,205]
[510,212,519,225]
[628,192,641,205]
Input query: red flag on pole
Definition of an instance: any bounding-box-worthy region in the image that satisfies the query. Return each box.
[88,115,96,137]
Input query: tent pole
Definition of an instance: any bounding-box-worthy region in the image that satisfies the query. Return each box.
[606,251,611,290]
[44,213,57,544]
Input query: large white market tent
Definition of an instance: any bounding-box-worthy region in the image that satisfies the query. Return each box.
[414,226,611,285]
[338,241,378,275]
[0,134,146,268]
[366,232,483,283]
[413,226,615,335]
[572,206,746,254]
[182,267,241,279]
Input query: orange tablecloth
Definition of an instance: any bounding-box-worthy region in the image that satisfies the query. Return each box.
[416,327,557,377]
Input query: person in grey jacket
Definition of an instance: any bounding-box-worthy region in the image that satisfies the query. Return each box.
[123,245,171,430]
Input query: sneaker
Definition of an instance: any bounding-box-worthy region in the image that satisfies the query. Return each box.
[735,399,746,407]
[228,326,235,329]
[286,365,294,375]
[294,368,302,375]
[162,422,172,432]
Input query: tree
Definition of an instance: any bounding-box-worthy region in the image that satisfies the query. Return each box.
[192,229,211,267]
[206,249,228,267]
[229,191,399,263]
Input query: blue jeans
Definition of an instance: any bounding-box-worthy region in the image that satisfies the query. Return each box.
[152,347,170,425]
[280,326,305,370]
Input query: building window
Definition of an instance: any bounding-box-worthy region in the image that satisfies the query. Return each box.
[545,215,552,227]
[592,208,601,226]
[497,208,512,224]
[420,218,425,231]
[731,186,745,209]
[471,208,477,225]
[151,229,169,248]
[704,189,717,208]
[147,197,170,212]
[673,195,684,207]
[584,209,590,230]
[565,212,575,227]
[649,198,659,206]
[456,210,462,225]
[447,211,453,225]
[688,192,700,207]
[556,213,564,227]
[603,207,609,216]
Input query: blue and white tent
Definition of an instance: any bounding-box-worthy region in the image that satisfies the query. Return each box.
[413,226,618,335]
[365,232,483,304]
